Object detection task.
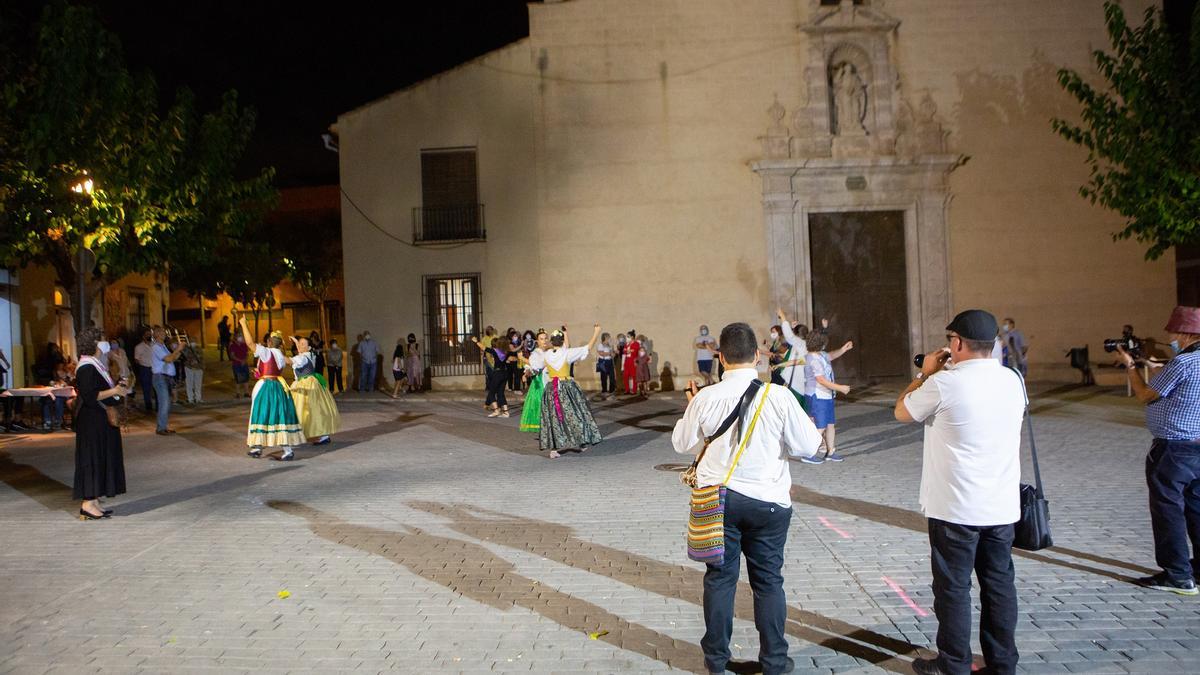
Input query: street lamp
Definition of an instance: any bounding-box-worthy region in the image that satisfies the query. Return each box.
[70,174,97,335]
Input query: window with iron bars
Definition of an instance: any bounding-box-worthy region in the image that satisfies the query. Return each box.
[422,274,482,376]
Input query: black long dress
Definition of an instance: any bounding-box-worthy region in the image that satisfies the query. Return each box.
[72,363,126,500]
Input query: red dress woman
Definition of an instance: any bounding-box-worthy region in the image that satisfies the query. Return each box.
[622,333,641,395]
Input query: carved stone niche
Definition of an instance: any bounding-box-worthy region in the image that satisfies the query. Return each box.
[792,0,900,159]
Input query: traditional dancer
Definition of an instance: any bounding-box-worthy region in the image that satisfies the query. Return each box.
[529,325,603,458]
[289,335,341,445]
[519,330,549,433]
[239,317,305,460]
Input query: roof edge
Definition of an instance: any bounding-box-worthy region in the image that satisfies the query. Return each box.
[336,37,533,122]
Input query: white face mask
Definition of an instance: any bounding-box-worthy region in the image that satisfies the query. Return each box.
[770,332,779,340]
[97,341,111,354]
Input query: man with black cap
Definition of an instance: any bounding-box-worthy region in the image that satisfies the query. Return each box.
[894,309,1026,675]
[1115,305,1200,596]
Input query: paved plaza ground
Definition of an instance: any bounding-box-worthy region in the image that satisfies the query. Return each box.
[0,374,1197,674]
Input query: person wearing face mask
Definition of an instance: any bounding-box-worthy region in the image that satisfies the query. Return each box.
[325,338,344,394]
[73,328,133,520]
[694,325,718,386]
[356,331,380,394]
[1000,318,1028,378]
[404,334,424,393]
[1116,305,1200,596]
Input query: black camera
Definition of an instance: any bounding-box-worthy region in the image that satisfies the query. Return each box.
[913,353,926,369]
[1103,338,1142,358]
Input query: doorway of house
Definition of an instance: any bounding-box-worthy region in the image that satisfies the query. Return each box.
[808,210,910,384]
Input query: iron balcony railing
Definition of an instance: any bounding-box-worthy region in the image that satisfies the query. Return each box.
[412,204,486,243]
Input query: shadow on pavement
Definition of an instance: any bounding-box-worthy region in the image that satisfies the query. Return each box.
[0,449,73,514]
[115,464,303,516]
[408,501,926,673]
[787,486,1155,581]
[268,500,709,674]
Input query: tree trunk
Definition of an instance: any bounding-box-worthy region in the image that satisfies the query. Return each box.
[198,296,206,347]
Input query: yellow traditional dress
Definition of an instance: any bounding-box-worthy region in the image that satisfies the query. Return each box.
[290,351,340,441]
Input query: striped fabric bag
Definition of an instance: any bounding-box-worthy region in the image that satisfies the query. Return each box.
[684,383,771,565]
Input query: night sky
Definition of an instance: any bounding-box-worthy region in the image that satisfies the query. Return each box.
[83,1,537,187]
[8,0,1195,188]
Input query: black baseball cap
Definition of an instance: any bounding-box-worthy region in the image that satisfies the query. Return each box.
[946,309,998,341]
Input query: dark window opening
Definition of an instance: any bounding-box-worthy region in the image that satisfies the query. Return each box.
[415,147,484,242]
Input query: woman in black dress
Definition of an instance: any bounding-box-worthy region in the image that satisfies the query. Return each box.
[73,327,132,520]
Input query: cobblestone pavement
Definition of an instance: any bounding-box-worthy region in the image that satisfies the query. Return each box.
[0,382,1197,674]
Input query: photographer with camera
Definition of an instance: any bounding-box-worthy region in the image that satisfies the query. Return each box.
[1115,305,1200,596]
[895,309,1025,675]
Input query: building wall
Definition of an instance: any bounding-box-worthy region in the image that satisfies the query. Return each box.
[338,0,1176,387]
[12,266,168,385]
[337,42,540,376]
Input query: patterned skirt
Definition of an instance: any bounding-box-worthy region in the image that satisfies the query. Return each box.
[248,377,306,448]
[291,374,341,439]
[520,374,544,433]
[538,378,602,450]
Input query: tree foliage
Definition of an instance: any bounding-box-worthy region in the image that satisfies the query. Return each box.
[1052,1,1200,260]
[0,4,278,298]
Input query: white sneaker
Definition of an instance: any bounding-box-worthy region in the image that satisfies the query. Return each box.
[487,410,501,418]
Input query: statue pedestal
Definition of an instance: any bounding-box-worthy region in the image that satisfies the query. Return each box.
[832,134,872,158]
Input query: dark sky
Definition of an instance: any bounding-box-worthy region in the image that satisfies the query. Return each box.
[87,1,537,187]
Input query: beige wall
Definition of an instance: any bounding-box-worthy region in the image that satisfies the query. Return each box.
[338,0,1176,387]
[338,42,540,369]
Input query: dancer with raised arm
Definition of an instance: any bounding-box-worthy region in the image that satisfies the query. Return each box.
[239,316,305,461]
[528,325,603,458]
[289,335,341,445]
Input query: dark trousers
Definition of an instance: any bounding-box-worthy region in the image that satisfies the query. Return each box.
[485,371,508,408]
[217,339,229,361]
[1146,439,1200,583]
[136,365,154,410]
[327,366,343,392]
[598,359,614,393]
[509,363,523,391]
[928,518,1019,675]
[702,489,792,674]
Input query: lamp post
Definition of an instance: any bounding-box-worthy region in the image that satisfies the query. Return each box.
[70,176,97,334]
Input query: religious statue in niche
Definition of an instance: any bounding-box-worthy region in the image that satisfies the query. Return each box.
[831,62,867,136]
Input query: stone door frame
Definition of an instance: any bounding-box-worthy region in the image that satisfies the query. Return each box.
[752,155,965,354]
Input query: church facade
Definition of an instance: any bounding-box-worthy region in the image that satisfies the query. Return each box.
[334,0,1175,388]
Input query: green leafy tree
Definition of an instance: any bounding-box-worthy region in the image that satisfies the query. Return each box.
[279,215,342,342]
[1052,1,1200,260]
[0,4,278,330]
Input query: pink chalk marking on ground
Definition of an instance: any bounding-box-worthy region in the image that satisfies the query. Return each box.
[817,516,852,539]
[881,575,929,617]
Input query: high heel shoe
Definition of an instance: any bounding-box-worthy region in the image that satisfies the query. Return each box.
[78,509,107,520]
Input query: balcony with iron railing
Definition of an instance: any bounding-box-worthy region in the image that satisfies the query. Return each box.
[412,204,486,243]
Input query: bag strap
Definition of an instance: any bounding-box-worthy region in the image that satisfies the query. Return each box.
[690,380,763,470]
[723,383,772,485]
[1010,366,1046,499]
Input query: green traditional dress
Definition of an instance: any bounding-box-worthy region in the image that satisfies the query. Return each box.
[247,346,305,448]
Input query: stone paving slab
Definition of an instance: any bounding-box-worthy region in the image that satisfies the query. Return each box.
[0,384,1195,673]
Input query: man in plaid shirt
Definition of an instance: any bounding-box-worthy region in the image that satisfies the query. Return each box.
[1117,305,1200,596]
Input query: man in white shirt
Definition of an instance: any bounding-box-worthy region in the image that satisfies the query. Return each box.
[673,322,822,675]
[895,309,1025,675]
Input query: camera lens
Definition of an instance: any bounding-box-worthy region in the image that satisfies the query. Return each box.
[913,353,925,369]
